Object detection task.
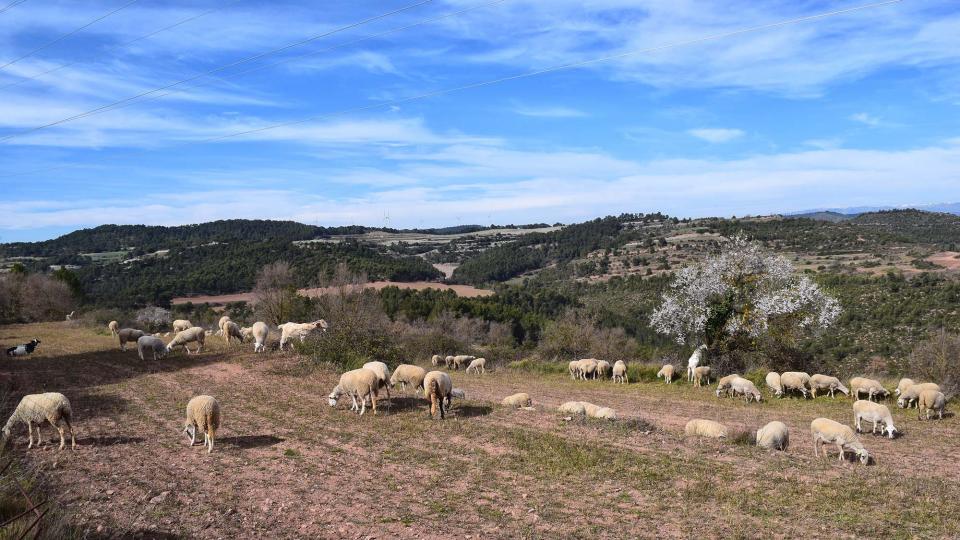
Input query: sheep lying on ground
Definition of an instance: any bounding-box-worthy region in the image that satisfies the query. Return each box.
[715,374,741,397]
[183,395,220,453]
[853,400,897,438]
[685,419,727,439]
[577,358,599,380]
[278,320,328,350]
[657,364,675,384]
[117,328,146,351]
[756,421,789,450]
[898,383,941,409]
[137,335,167,361]
[222,321,243,344]
[466,357,487,374]
[423,371,453,419]
[2,392,76,450]
[251,322,269,353]
[811,418,870,464]
[780,372,812,398]
[810,374,849,398]
[362,361,392,401]
[502,393,532,408]
[583,402,617,420]
[328,368,380,415]
[108,320,119,336]
[730,377,762,403]
[612,360,628,384]
[595,360,611,379]
[765,372,783,397]
[390,364,426,393]
[558,401,587,415]
[431,354,442,367]
[452,355,475,370]
[917,390,946,420]
[172,319,192,333]
[849,377,889,401]
[693,366,712,388]
[166,327,206,355]
[895,378,915,397]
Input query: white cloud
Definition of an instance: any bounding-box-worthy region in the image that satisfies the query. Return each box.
[510,104,588,118]
[688,128,744,143]
[850,112,881,127]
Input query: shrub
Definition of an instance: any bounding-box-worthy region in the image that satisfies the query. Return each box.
[902,330,960,398]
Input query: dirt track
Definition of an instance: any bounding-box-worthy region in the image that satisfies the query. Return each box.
[2,323,959,539]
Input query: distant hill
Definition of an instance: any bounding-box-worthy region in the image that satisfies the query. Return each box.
[790,211,856,222]
[790,202,960,217]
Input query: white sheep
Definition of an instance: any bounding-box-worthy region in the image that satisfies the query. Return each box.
[431,354,442,367]
[577,358,599,380]
[582,402,617,420]
[183,395,220,453]
[780,372,812,398]
[765,372,783,397]
[917,390,946,420]
[65,311,74,321]
[362,361,392,401]
[693,366,712,388]
[811,418,870,464]
[684,419,727,439]
[251,321,269,353]
[810,374,849,398]
[756,421,789,450]
[730,377,762,403]
[137,335,167,361]
[657,364,675,384]
[569,360,581,379]
[444,355,455,369]
[852,400,897,438]
[117,328,146,351]
[558,401,587,415]
[108,320,119,336]
[897,383,941,409]
[715,374,741,398]
[172,319,192,333]
[328,368,380,415]
[849,377,889,401]
[686,344,707,382]
[612,360,628,384]
[222,321,243,344]
[895,378,915,397]
[423,371,453,419]
[466,357,487,374]
[2,392,76,450]
[502,393,532,408]
[278,320,328,350]
[595,360,611,379]
[239,326,253,342]
[217,315,232,340]
[452,354,475,370]
[390,364,427,393]
[166,326,206,355]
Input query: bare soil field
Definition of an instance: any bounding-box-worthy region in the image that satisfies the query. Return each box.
[172,281,493,305]
[2,323,959,539]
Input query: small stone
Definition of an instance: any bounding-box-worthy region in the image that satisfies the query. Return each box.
[106,490,115,496]
[149,491,170,505]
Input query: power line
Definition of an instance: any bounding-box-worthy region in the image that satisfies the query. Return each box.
[0,0,29,16]
[0,0,247,91]
[0,0,142,70]
[0,0,436,143]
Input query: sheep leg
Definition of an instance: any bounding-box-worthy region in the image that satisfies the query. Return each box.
[64,418,76,449]
[26,421,34,449]
[836,444,845,462]
[349,395,359,411]
[371,394,378,416]
[359,398,367,416]
[438,396,446,420]
[55,422,66,450]
[812,436,819,458]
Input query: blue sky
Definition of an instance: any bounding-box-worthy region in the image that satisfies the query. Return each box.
[1,0,959,241]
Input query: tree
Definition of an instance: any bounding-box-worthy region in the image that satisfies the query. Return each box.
[252,262,297,325]
[650,236,840,354]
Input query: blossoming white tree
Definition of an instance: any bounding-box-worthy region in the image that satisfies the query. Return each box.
[650,236,841,351]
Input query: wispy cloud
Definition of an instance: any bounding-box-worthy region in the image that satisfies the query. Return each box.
[849,112,881,127]
[688,128,744,143]
[510,104,588,118]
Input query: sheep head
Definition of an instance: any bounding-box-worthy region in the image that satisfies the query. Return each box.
[327,386,343,406]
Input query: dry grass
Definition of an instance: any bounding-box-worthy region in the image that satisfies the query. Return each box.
[1,322,958,538]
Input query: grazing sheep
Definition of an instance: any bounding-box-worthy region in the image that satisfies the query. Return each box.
[612,360,629,384]
[217,316,232,340]
[137,335,167,361]
[730,377,762,403]
[452,354,475,370]
[166,326,206,355]
[183,395,220,453]
[423,371,453,419]
[917,390,946,420]
[810,374,850,398]
[684,419,727,439]
[687,344,707,382]
[898,383,941,409]
[693,366,712,388]
[849,377,889,401]
[251,321,269,353]
[328,368,380,415]
[577,358,599,380]
[431,354,442,367]
[756,421,789,451]
[657,364,675,384]
[582,402,617,420]
[222,321,243,344]
[117,328,146,351]
[765,372,783,397]
[811,418,870,464]
[390,364,427,394]
[715,374,741,397]
[853,400,897,438]
[569,360,581,380]
[466,357,487,374]
[278,320,328,350]
[444,355,455,369]
[895,378,915,397]
[362,361,392,401]
[239,326,253,341]
[108,320,119,336]
[2,392,76,450]
[172,319,192,333]
[502,393,532,408]
[780,372,812,398]
[595,360,611,379]
[558,401,587,415]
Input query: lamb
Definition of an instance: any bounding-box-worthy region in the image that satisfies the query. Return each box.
[251,321,269,353]
[693,366,712,388]
[917,390,946,420]
[715,374,741,397]
[117,328,146,351]
[362,361,392,401]
[687,344,707,382]
[811,418,870,464]
[810,374,849,398]
[501,393,532,408]
[431,354,442,367]
[452,354,475,370]
[466,357,487,374]
[2,392,76,450]
[895,378,915,397]
[684,419,727,439]
[183,395,221,453]
[172,319,192,333]
[137,335,167,361]
[765,372,783,397]
[852,400,897,438]
[390,364,427,394]
[780,372,812,398]
[595,360,611,379]
[756,421,789,450]
[577,358,599,380]
[897,383,941,409]
[423,371,453,419]
[582,402,617,420]
[612,360,629,384]
[108,320,119,336]
[569,360,581,380]
[328,368,380,415]
[165,326,206,355]
[558,401,587,415]
[657,364,675,384]
[849,377,889,401]
[222,321,243,344]
[730,377,762,403]
[278,320,328,350]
